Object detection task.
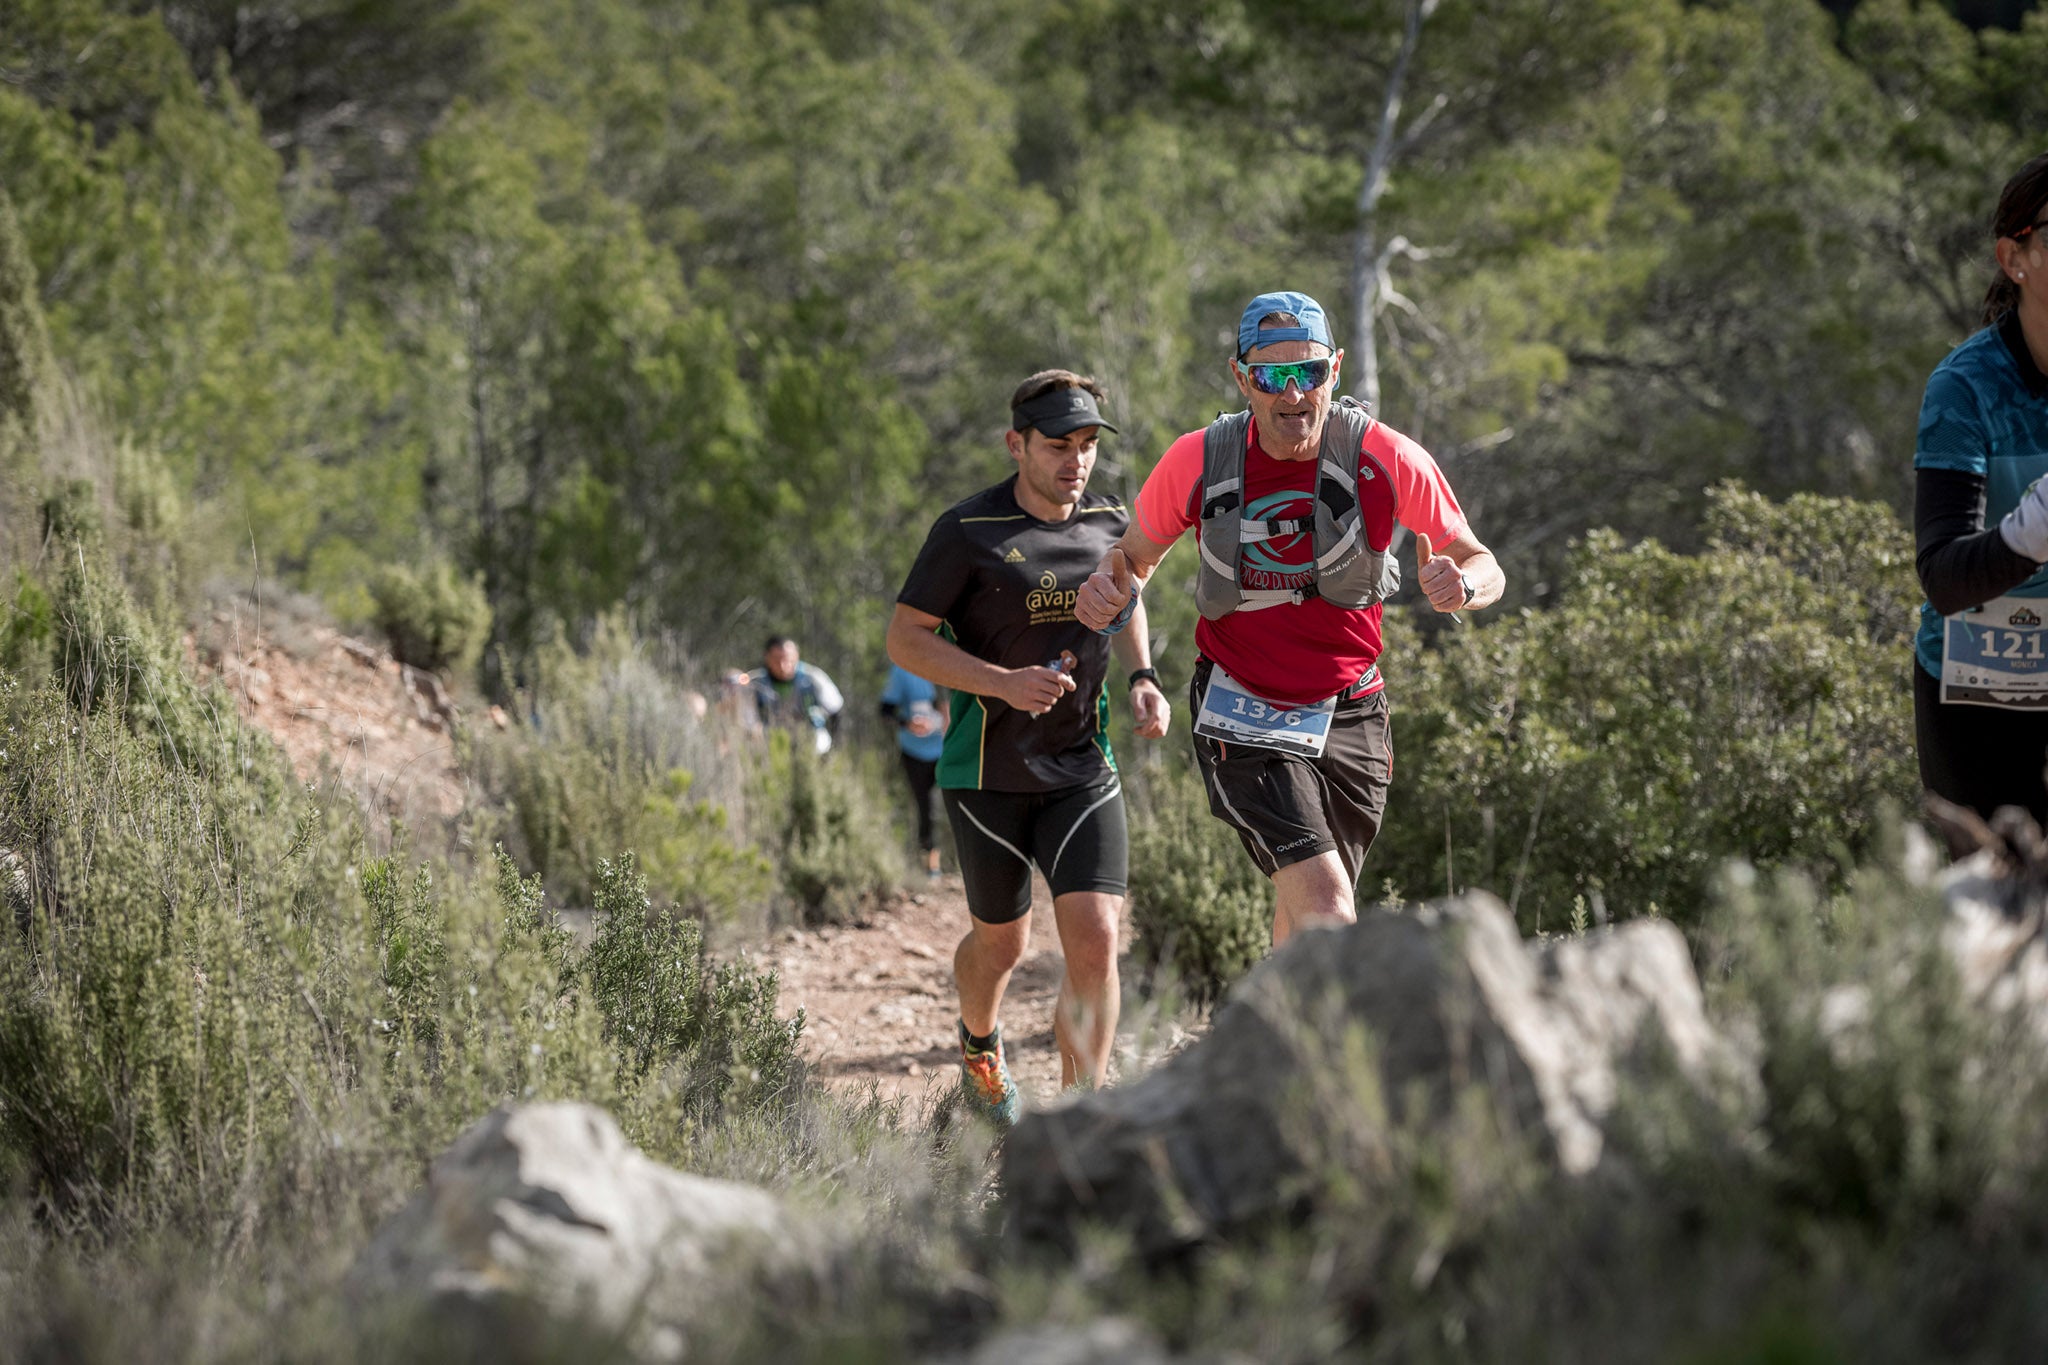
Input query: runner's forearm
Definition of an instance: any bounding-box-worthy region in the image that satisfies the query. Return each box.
[1436,534,1503,611]
[1450,548,1504,611]
[1917,466,2040,616]
[887,608,1025,698]
[1103,525,1174,588]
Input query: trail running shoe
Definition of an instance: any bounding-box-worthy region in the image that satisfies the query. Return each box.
[958,1022,1021,1128]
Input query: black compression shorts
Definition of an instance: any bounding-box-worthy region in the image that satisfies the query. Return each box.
[942,778,1128,925]
[1190,657,1393,883]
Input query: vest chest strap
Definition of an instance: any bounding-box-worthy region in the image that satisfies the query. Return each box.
[1240,517,1311,542]
[1237,587,1311,610]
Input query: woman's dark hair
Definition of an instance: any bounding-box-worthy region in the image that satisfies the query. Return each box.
[1982,152,2048,327]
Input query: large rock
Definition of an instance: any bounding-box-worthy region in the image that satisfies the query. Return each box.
[350,1102,818,1360]
[1003,893,1745,1256]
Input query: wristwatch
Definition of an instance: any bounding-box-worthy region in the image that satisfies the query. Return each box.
[1127,666,1161,690]
[1457,571,1475,608]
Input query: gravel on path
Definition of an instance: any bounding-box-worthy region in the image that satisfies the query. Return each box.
[764,877,1135,1106]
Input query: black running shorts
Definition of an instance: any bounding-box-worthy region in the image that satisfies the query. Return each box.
[942,778,1128,925]
[1189,657,1393,884]
[1914,662,2048,827]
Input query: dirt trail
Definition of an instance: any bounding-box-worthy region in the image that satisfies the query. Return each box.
[760,878,1117,1104]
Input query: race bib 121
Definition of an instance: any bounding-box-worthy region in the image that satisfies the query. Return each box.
[1942,595,2048,710]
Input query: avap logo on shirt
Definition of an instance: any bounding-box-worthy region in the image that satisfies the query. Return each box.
[1241,490,1316,593]
[1026,569,1078,624]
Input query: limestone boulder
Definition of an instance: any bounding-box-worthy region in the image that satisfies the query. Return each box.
[349,1101,818,1360]
[1003,893,1747,1256]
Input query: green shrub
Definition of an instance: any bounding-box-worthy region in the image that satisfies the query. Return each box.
[1374,484,1918,933]
[368,560,491,676]
[0,570,53,677]
[0,572,808,1239]
[45,485,287,799]
[584,852,803,1114]
[465,622,774,921]
[641,767,777,917]
[362,857,450,1050]
[0,684,346,1225]
[495,841,577,985]
[754,731,899,925]
[1694,851,2034,1232]
[0,184,53,466]
[0,545,601,1229]
[474,722,773,919]
[1125,760,1272,1006]
[0,687,809,1232]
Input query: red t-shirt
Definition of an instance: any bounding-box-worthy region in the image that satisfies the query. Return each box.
[1135,417,1467,707]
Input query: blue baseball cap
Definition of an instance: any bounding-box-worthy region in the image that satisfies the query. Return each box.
[1237,290,1334,357]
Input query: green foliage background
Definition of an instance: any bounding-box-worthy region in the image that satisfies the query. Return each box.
[1376,484,1918,931]
[3,0,2047,1359]
[4,0,2038,694]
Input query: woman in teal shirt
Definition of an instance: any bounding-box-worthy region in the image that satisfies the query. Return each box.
[879,663,949,880]
[1914,152,2048,824]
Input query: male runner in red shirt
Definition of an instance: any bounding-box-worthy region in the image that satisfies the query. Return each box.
[1077,290,1501,944]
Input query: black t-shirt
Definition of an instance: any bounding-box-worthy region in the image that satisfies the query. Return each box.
[897,477,1128,792]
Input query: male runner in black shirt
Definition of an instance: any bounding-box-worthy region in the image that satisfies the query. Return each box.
[887,369,1170,1124]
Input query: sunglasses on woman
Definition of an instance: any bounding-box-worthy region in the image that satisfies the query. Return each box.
[1234,356,1336,395]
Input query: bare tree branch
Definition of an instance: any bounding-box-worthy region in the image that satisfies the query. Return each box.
[1350,0,1440,410]
[1395,92,1449,157]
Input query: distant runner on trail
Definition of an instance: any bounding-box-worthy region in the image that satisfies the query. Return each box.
[743,635,844,754]
[878,662,950,883]
[1076,289,1501,946]
[888,369,1170,1126]
[1913,151,2048,830]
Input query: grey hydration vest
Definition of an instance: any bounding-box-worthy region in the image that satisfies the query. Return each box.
[1194,396,1401,620]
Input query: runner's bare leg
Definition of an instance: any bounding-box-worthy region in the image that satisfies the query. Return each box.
[1050,890,1120,1087]
[1272,851,1353,946]
[956,912,1031,1038]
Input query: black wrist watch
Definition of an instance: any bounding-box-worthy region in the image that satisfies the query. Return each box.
[1127,666,1161,690]
[1457,571,1476,608]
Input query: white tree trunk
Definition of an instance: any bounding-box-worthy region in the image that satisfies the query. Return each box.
[1350,0,1438,409]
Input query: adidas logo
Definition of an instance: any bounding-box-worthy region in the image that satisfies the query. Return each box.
[1003,548,1026,563]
